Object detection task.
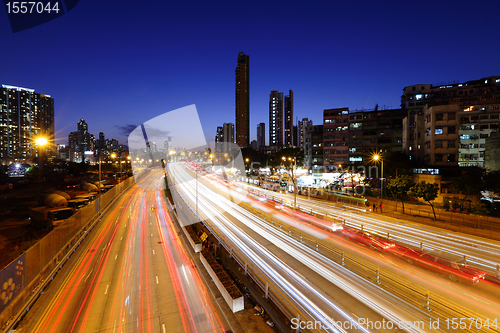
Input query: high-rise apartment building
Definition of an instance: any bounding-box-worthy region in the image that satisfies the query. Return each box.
[422,105,460,167]
[164,137,172,157]
[0,85,54,162]
[98,132,106,150]
[458,104,500,168]
[284,90,294,146]
[215,123,234,152]
[77,119,91,155]
[235,52,250,148]
[68,131,79,162]
[323,108,349,171]
[257,123,265,148]
[348,107,406,164]
[485,131,500,171]
[298,118,312,149]
[401,76,500,166]
[215,126,223,147]
[401,76,500,110]
[269,90,283,147]
[223,123,235,145]
[304,124,324,173]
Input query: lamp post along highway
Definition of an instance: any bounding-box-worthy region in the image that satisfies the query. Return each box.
[111,152,122,182]
[35,137,47,167]
[98,151,102,216]
[282,156,297,209]
[373,153,384,200]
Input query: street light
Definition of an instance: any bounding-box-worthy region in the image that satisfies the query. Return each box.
[282,156,297,209]
[35,137,47,166]
[111,152,122,182]
[372,153,384,200]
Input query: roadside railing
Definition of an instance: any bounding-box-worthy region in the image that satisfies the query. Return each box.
[0,175,140,332]
[252,190,500,280]
[178,168,500,333]
[240,202,500,333]
[170,180,332,331]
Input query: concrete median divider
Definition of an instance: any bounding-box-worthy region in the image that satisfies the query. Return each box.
[183,225,202,253]
[200,249,244,313]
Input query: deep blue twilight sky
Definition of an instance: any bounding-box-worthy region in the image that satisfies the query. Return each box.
[1,0,500,147]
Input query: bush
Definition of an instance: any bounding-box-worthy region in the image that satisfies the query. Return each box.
[469,203,490,216]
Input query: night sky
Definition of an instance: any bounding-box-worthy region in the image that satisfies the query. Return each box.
[1,0,500,147]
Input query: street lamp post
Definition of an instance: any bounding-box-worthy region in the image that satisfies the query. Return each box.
[111,153,122,182]
[282,156,297,209]
[98,151,102,216]
[196,165,199,221]
[35,137,48,167]
[373,153,384,200]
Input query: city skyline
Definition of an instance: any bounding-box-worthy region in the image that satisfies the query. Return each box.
[1,1,500,148]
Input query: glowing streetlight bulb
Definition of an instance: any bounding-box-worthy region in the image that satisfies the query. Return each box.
[35,138,47,146]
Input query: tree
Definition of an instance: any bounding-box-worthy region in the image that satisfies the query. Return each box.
[450,167,484,200]
[484,171,500,196]
[408,181,439,220]
[386,175,414,214]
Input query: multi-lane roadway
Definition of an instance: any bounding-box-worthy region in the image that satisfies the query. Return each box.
[17,171,225,333]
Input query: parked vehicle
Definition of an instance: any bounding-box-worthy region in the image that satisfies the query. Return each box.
[67,198,89,209]
[29,206,75,227]
[391,246,486,284]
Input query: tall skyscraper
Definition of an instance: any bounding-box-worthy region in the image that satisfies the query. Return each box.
[68,131,78,162]
[298,118,312,149]
[257,123,265,148]
[98,132,105,150]
[223,122,234,152]
[284,90,294,146]
[223,123,235,145]
[269,90,283,147]
[0,85,54,161]
[164,137,172,157]
[77,119,91,156]
[215,126,223,152]
[235,52,250,148]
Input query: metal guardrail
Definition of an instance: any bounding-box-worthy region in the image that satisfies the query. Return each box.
[175,168,500,333]
[241,203,500,333]
[254,190,500,282]
[0,175,141,333]
[170,180,326,331]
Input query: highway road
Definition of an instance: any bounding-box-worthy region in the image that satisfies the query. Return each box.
[233,180,500,323]
[242,184,500,272]
[171,163,457,332]
[16,171,225,333]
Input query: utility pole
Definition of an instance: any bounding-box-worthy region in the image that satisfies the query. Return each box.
[98,151,101,216]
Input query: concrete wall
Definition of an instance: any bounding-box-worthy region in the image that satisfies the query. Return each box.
[200,251,244,313]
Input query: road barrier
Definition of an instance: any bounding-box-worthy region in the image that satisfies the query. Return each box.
[0,175,140,332]
[241,202,500,333]
[252,189,500,283]
[176,167,500,332]
[200,249,244,313]
[170,179,330,330]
